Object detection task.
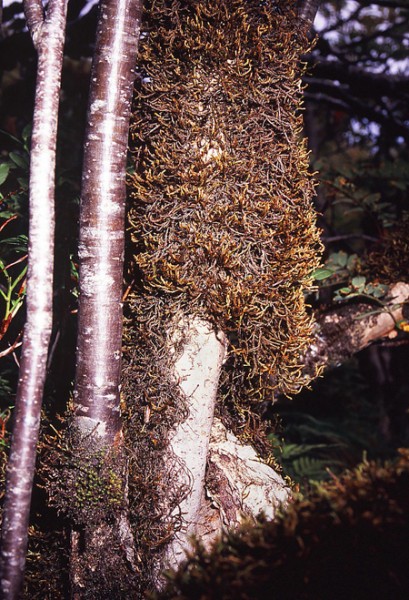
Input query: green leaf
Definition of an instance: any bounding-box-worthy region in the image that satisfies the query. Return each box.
[391,180,407,191]
[9,152,29,170]
[364,192,381,205]
[347,254,358,270]
[17,177,28,188]
[0,128,22,146]
[351,276,366,289]
[313,268,333,281]
[372,285,388,298]
[334,251,348,268]
[0,163,10,186]
[0,234,28,253]
[21,123,32,145]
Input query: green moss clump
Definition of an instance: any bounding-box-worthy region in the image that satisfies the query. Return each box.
[45,432,126,526]
[160,450,409,599]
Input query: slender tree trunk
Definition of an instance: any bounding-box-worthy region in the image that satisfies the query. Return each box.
[74,0,142,441]
[0,1,68,598]
[69,0,142,594]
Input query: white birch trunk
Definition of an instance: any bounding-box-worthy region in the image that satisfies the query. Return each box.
[163,317,227,568]
[0,2,68,597]
[161,317,290,574]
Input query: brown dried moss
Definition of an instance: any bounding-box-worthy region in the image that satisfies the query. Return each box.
[123,0,322,592]
[127,0,322,407]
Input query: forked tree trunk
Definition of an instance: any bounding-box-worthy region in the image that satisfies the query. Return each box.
[0,1,68,597]
[69,0,142,594]
[157,286,409,578]
[162,317,228,568]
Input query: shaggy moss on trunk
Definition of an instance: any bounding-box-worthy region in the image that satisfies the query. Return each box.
[123,0,322,584]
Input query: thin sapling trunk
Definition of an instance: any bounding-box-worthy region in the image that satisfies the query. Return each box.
[0,1,68,597]
[68,0,142,593]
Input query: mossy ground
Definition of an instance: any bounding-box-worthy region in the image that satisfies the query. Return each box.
[161,450,409,600]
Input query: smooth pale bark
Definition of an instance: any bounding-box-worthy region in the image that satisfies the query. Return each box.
[69,0,142,593]
[163,318,228,570]
[73,0,142,444]
[159,317,288,571]
[0,1,68,598]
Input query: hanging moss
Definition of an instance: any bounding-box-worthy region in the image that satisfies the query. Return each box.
[159,449,409,599]
[126,0,322,408]
[122,0,323,590]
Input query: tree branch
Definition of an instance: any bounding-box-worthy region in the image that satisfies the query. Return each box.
[304,282,409,378]
[297,0,322,30]
[356,0,409,7]
[306,58,409,97]
[304,89,409,140]
[23,0,44,47]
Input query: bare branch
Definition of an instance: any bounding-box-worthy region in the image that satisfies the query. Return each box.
[304,282,409,378]
[306,58,409,96]
[297,0,322,30]
[356,0,409,9]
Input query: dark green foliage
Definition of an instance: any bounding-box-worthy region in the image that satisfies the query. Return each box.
[270,358,396,484]
[160,450,409,600]
[366,213,409,285]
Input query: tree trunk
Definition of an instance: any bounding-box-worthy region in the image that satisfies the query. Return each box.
[161,317,228,569]
[69,0,142,595]
[124,0,321,588]
[297,0,322,30]
[0,1,68,597]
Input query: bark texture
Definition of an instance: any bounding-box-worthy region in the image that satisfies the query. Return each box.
[74,0,142,442]
[305,282,409,377]
[163,318,228,570]
[200,419,289,547]
[297,0,322,30]
[0,1,68,597]
[69,0,142,595]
